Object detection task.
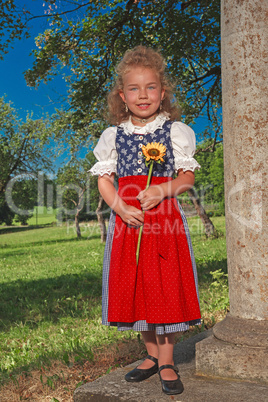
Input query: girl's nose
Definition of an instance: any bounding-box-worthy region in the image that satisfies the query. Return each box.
[139,88,148,98]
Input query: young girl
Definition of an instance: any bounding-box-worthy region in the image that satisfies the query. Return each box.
[90,46,201,395]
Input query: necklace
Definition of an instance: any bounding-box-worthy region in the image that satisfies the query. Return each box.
[131,114,158,124]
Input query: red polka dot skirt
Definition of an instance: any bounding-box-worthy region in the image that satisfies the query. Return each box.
[107,176,201,325]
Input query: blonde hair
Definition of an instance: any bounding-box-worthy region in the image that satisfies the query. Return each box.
[107,46,181,125]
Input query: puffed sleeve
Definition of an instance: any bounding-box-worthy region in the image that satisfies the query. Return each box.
[171,122,201,172]
[89,127,118,176]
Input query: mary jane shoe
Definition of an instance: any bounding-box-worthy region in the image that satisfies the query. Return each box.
[125,355,158,382]
[158,364,184,395]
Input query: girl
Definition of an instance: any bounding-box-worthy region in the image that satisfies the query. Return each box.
[90,46,201,395]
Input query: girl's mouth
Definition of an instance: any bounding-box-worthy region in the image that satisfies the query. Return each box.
[137,104,150,109]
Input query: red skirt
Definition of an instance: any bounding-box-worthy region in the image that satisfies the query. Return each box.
[107,175,201,324]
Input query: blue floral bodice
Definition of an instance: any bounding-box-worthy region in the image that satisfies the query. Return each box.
[116,121,175,178]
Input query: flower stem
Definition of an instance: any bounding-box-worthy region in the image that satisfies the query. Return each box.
[136,161,154,265]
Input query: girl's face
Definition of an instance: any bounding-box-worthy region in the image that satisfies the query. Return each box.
[119,66,165,126]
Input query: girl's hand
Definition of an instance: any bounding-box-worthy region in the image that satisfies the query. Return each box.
[98,174,144,226]
[119,204,144,226]
[137,185,164,211]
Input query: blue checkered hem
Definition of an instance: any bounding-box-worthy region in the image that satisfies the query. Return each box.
[101,204,201,334]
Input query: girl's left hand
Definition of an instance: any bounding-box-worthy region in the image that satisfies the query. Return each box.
[137,185,164,211]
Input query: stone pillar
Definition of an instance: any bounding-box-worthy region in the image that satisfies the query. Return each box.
[195,0,268,383]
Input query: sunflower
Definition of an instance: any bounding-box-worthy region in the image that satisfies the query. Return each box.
[142,142,166,163]
[136,141,166,265]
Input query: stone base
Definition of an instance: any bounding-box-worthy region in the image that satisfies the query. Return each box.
[196,315,268,383]
[73,329,268,402]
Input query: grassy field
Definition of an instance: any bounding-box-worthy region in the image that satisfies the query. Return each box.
[24,207,58,226]
[0,216,228,400]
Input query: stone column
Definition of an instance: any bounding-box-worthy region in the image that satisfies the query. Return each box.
[195,0,268,382]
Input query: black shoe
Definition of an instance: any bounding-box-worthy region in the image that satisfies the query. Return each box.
[158,364,184,395]
[125,355,158,382]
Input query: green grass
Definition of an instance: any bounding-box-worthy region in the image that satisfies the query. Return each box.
[0,217,228,385]
[21,206,57,226]
[188,216,228,321]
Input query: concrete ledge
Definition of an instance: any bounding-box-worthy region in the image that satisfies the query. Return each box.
[196,334,268,383]
[73,329,268,401]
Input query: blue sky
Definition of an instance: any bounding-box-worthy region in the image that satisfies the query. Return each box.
[0,2,68,121]
[0,2,75,169]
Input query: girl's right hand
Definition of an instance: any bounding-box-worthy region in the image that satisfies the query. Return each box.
[119,204,144,227]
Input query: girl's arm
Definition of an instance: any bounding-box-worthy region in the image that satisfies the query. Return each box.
[137,170,195,211]
[98,173,144,226]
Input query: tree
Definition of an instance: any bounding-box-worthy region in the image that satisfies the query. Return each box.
[0,97,53,223]
[0,1,66,59]
[11,175,37,225]
[0,197,14,225]
[24,0,221,142]
[208,144,224,205]
[56,164,86,238]
[0,97,53,195]
[0,0,30,59]
[56,152,106,239]
[177,140,224,236]
[184,142,224,237]
[194,142,224,207]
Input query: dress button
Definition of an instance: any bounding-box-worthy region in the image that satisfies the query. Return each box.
[139,136,143,140]
[137,168,142,173]
[138,143,143,148]
[138,159,142,164]
[138,151,142,157]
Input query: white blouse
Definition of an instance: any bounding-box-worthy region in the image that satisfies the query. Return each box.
[90,113,201,176]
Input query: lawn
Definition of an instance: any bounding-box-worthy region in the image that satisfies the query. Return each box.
[0,216,228,400]
[24,206,58,226]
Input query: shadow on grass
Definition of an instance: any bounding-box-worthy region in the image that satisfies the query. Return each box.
[196,257,228,283]
[0,270,102,332]
[0,256,227,332]
[0,234,103,252]
[0,224,54,235]
[26,235,103,247]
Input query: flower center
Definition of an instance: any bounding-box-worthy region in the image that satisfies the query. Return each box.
[148,149,160,157]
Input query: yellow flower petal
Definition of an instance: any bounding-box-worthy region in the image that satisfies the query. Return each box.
[142,142,166,162]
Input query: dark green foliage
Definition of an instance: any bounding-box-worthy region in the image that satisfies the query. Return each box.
[194,142,224,213]
[0,97,55,225]
[11,177,37,224]
[0,97,53,194]
[0,0,30,59]
[0,196,14,225]
[56,151,109,222]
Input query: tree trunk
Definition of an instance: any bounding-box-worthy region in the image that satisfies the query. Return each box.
[96,194,107,243]
[187,188,217,237]
[75,211,81,238]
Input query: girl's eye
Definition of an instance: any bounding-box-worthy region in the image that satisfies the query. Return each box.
[130,87,138,91]
[148,86,156,90]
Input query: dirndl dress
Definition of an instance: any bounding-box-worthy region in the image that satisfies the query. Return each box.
[102,121,201,334]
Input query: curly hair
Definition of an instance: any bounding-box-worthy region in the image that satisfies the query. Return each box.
[107,46,181,125]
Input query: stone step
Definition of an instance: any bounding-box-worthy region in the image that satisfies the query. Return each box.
[74,329,268,401]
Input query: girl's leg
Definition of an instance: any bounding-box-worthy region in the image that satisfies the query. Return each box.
[156,332,178,380]
[137,330,158,369]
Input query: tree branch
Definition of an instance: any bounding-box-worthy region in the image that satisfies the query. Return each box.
[189,66,221,85]
[25,1,93,24]
[195,75,220,118]
[195,137,222,155]
[181,1,196,11]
